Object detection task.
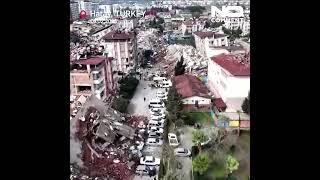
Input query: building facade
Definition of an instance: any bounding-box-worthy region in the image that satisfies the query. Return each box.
[181,20,205,35]
[102,31,136,73]
[174,74,211,109]
[70,56,116,100]
[207,54,250,111]
[193,31,228,57]
[70,1,80,21]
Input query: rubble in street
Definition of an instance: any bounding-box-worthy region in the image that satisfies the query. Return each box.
[70,95,149,180]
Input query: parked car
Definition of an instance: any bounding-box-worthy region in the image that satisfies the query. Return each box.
[140,156,161,166]
[151,112,166,118]
[168,133,179,146]
[174,148,191,157]
[148,131,163,139]
[146,138,163,146]
[156,91,168,100]
[135,165,156,175]
[151,115,165,121]
[149,108,165,114]
[148,120,164,128]
[148,126,164,134]
[149,98,165,108]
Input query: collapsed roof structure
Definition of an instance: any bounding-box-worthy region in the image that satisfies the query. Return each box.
[70,95,147,180]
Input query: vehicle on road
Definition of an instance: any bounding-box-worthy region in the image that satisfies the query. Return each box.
[149,98,165,108]
[151,115,165,121]
[156,91,168,100]
[140,156,161,166]
[148,120,164,128]
[148,131,163,139]
[174,148,191,157]
[135,165,156,175]
[146,138,163,146]
[168,133,179,146]
[148,126,164,134]
[160,80,172,88]
[150,108,165,114]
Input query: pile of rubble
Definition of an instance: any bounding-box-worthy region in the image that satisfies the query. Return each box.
[70,96,149,180]
[158,44,208,77]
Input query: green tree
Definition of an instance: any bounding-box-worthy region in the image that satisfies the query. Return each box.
[166,87,184,128]
[226,155,239,174]
[119,76,139,99]
[241,92,250,114]
[111,97,129,113]
[174,56,186,76]
[192,153,210,175]
[192,129,206,152]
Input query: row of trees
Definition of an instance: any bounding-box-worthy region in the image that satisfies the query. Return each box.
[111,75,139,113]
[191,129,240,177]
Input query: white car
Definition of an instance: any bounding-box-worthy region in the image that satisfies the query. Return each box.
[148,126,164,134]
[148,131,163,139]
[151,115,165,121]
[146,138,163,146]
[151,112,166,118]
[140,156,161,166]
[148,120,164,128]
[168,133,179,146]
[174,148,191,157]
[149,108,165,114]
[135,165,156,175]
[156,91,168,100]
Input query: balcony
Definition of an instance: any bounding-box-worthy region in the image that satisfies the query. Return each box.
[94,84,105,94]
[93,76,104,84]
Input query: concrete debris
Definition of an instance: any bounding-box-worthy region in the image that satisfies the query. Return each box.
[70,95,149,180]
[157,44,208,77]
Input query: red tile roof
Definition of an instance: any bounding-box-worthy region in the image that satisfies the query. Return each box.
[173,74,210,98]
[73,56,106,65]
[211,54,250,76]
[103,31,134,40]
[194,31,226,39]
[213,98,227,108]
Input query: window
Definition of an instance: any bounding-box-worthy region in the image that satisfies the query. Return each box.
[191,100,194,102]
[126,58,129,62]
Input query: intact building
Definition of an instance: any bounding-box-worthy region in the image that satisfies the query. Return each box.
[70,1,80,21]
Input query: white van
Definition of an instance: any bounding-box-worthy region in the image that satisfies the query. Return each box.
[160,80,172,88]
[149,98,165,108]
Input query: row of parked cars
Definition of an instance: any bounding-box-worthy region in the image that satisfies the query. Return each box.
[135,91,169,175]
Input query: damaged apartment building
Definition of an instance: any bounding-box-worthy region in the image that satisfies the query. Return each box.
[101,30,137,74]
[70,55,117,101]
[70,95,148,180]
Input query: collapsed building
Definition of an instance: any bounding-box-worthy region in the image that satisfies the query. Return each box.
[70,95,148,180]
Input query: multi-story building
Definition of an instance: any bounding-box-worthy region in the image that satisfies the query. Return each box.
[211,6,247,30]
[181,20,205,35]
[207,53,250,111]
[193,31,228,57]
[70,56,116,100]
[70,1,80,21]
[102,30,136,73]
